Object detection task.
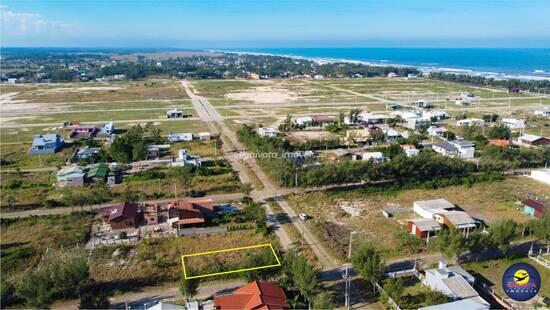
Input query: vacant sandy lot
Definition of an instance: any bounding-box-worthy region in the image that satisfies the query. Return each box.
[285,130,338,143]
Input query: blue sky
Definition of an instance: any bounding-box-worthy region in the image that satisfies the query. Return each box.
[1,0,549,48]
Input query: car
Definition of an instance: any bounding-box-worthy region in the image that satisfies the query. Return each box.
[298,213,308,221]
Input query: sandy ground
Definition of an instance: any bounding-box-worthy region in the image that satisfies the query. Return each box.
[37,86,123,93]
[285,130,338,143]
[225,86,298,104]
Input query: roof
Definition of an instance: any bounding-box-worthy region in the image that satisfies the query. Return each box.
[104,202,139,221]
[409,218,441,232]
[519,134,545,142]
[414,199,455,212]
[332,148,352,157]
[433,143,458,153]
[438,211,476,228]
[522,198,549,214]
[419,297,489,310]
[32,134,61,146]
[442,276,479,299]
[87,163,109,178]
[311,115,334,123]
[214,281,289,310]
[487,139,511,147]
[451,140,474,148]
[169,199,214,225]
[58,165,84,176]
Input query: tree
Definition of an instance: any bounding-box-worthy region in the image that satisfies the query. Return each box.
[178,276,199,301]
[424,290,449,306]
[433,229,466,261]
[486,125,511,140]
[312,291,334,310]
[442,131,456,141]
[240,250,279,282]
[351,244,384,285]
[51,256,90,298]
[338,111,345,127]
[533,214,550,254]
[349,108,361,124]
[383,278,404,304]
[291,255,318,308]
[79,284,110,310]
[482,114,499,123]
[17,268,53,307]
[489,219,518,253]
[240,182,253,198]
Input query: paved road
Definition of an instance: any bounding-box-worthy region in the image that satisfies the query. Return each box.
[0,193,243,219]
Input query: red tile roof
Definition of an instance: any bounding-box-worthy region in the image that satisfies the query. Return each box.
[169,199,214,225]
[214,281,289,310]
[103,202,139,221]
[487,139,511,147]
[522,199,549,216]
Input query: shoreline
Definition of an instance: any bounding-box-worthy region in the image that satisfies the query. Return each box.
[211,48,550,82]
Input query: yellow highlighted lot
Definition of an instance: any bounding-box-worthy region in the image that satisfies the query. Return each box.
[181,243,281,279]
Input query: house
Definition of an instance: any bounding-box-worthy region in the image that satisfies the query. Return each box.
[69,126,98,139]
[413,199,455,219]
[530,169,550,185]
[329,148,353,161]
[313,74,324,80]
[414,99,432,108]
[258,127,279,138]
[86,163,109,183]
[383,128,402,140]
[362,113,390,125]
[401,144,420,157]
[428,126,447,137]
[311,115,335,127]
[387,72,399,78]
[517,134,550,146]
[422,110,448,121]
[433,211,477,236]
[147,144,170,159]
[450,140,475,159]
[502,118,526,130]
[166,109,184,118]
[407,218,441,243]
[168,133,193,142]
[98,122,114,136]
[103,202,140,230]
[423,261,487,306]
[168,199,216,228]
[171,149,201,167]
[198,132,211,141]
[432,143,458,157]
[107,168,122,185]
[522,199,549,218]
[295,116,314,127]
[487,139,511,147]
[534,108,550,117]
[214,281,290,310]
[29,134,64,154]
[145,302,186,310]
[407,74,418,80]
[57,165,85,187]
[419,297,490,310]
[507,87,521,93]
[456,118,485,127]
[76,147,100,160]
[362,152,385,163]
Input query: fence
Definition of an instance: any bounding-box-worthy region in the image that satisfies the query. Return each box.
[178,226,227,236]
[529,250,550,270]
[373,282,401,310]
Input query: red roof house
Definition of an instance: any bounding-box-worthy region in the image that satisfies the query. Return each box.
[214,281,290,310]
[522,199,549,218]
[103,202,139,230]
[168,199,215,228]
[487,139,511,147]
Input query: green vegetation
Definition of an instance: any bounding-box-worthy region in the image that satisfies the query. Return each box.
[352,244,384,285]
[429,71,549,93]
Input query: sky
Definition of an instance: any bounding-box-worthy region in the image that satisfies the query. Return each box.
[1,0,549,48]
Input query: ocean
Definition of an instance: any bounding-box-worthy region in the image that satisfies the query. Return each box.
[222,48,550,80]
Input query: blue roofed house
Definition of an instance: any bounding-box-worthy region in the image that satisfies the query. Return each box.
[29,134,64,154]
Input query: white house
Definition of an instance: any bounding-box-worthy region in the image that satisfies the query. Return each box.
[432,142,458,157]
[415,99,432,108]
[428,126,448,137]
[295,116,314,126]
[456,118,485,127]
[387,72,399,78]
[258,127,279,138]
[407,74,418,80]
[535,108,550,117]
[362,113,391,125]
[313,74,324,80]
[166,109,184,119]
[167,133,193,142]
[56,165,85,187]
[413,199,455,219]
[401,144,420,157]
[502,118,526,129]
[171,149,201,167]
[362,152,385,163]
[383,128,402,140]
[424,261,485,300]
[422,110,448,121]
[450,140,475,159]
[198,132,211,141]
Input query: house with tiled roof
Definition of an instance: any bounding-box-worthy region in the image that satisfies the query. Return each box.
[103,202,140,230]
[522,199,549,218]
[168,199,216,228]
[214,281,290,310]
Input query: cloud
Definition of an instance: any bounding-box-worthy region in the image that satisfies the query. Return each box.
[0,5,74,35]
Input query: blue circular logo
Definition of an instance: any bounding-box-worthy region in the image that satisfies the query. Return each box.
[502,262,541,302]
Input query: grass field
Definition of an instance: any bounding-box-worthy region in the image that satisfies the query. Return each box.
[288,177,548,259]
[464,257,550,299]
[0,143,72,168]
[6,79,189,103]
[89,230,274,284]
